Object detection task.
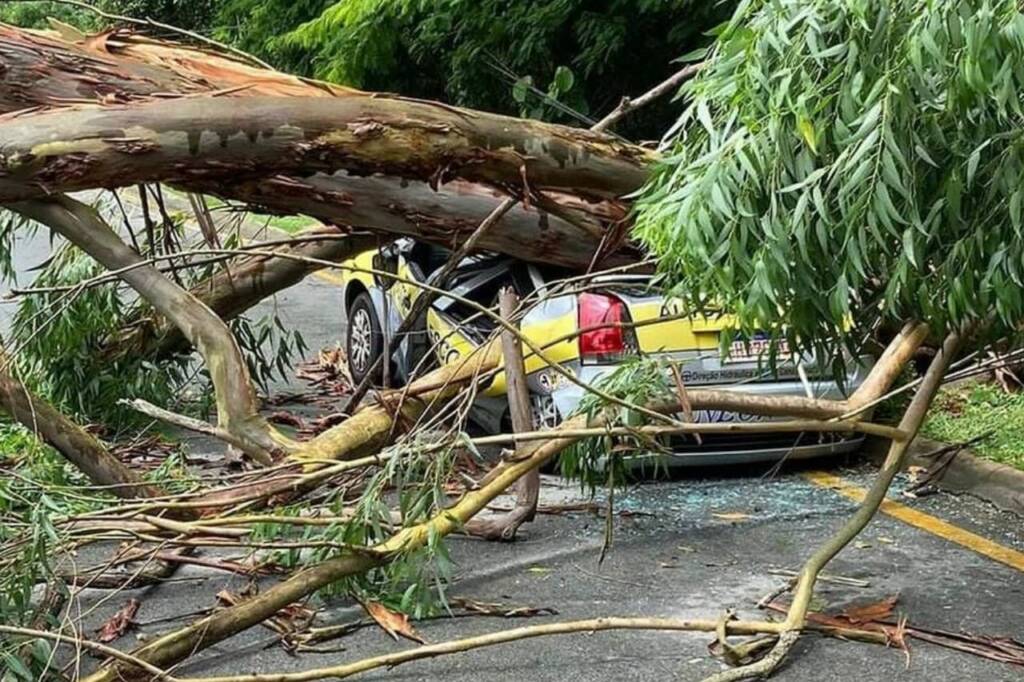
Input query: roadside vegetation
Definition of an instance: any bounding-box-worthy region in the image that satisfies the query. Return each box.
[922,380,1024,471]
[0,1,1022,682]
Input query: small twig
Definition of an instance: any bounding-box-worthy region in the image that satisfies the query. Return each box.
[115,398,275,467]
[906,431,993,494]
[766,569,870,588]
[756,579,795,609]
[919,432,992,460]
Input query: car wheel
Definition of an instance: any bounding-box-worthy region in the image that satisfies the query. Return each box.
[347,292,384,386]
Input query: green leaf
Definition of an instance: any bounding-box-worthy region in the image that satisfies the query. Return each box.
[552,66,574,94]
[1010,190,1022,232]
[797,116,818,154]
[511,76,532,104]
[675,46,710,63]
[903,228,919,268]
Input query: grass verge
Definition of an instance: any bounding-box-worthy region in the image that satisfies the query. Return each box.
[921,380,1024,472]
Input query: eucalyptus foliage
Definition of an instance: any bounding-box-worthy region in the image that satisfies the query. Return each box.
[0,421,195,679]
[248,438,459,617]
[636,0,1024,364]
[7,203,306,428]
[561,357,677,487]
[10,237,185,430]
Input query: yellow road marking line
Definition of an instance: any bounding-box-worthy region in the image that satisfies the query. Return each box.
[803,470,1024,573]
[312,269,346,287]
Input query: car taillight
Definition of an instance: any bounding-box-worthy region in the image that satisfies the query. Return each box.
[578,292,632,362]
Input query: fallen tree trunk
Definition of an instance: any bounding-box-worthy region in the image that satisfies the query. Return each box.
[0,28,650,203]
[0,25,642,381]
[214,174,635,270]
[0,94,650,204]
[105,230,378,359]
[0,25,645,268]
[0,346,161,499]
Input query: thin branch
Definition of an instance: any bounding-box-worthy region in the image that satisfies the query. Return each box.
[461,418,906,446]
[0,625,177,681]
[119,398,272,465]
[177,617,785,682]
[343,196,516,411]
[592,61,706,133]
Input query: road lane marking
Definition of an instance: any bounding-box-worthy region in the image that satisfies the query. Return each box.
[313,269,346,287]
[803,470,1024,573]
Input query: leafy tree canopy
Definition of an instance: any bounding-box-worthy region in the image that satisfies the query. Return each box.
[0,1,218,30]
[0,1,96,28]
[219,0,731,138]
[635,0,1024,363]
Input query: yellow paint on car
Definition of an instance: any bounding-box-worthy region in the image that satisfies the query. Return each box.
[486,313,579,396]
[629,299,728,353]
[333,248,740,397]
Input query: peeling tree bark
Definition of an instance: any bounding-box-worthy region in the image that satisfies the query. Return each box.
[0,23,643,356]
[0,95,651,204]
[0,24,355,112]
[215,174,636,270]
[0,25,647,272]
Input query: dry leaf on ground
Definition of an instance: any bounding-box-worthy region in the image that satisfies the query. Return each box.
[96,598,140,643]
[362,601,425,644]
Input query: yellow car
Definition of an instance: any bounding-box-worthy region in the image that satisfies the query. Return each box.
[340,239,871,465]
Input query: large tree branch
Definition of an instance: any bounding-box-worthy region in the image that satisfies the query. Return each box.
[0,345,161,498]
[0,95,651,204]
[214,174,633,269]
[106,230,378,359]
[0,24,640,271]
[12,196,287,463]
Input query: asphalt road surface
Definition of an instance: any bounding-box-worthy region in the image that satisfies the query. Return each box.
[5,194,1023,681]
[66,465,1024,681]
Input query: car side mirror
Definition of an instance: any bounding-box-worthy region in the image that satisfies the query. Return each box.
[372,250,398,290]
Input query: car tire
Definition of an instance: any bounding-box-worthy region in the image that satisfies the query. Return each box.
[347,292,384,386]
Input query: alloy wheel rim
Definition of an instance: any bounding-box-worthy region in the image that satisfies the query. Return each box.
[350,308,373,372]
